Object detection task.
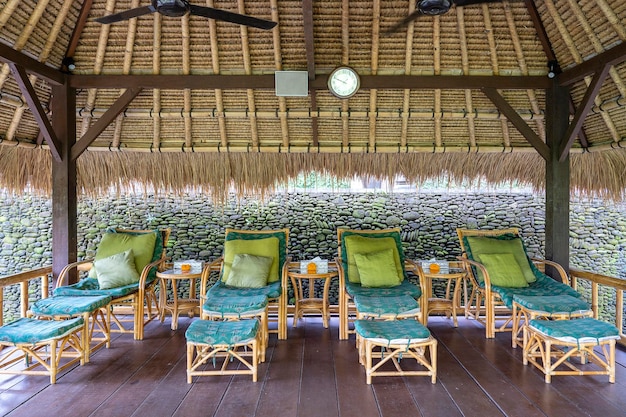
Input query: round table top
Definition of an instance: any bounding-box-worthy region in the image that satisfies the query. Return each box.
[156,269,202,279]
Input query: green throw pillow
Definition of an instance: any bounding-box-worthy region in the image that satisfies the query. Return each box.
[353,249,402,288]
[476,253,528,288]
[222,237,280,283]
[89,231,157,278]
[95,249,141,289]
[225,253,274,288]
[465,236,536,283]
[344,235,404,284]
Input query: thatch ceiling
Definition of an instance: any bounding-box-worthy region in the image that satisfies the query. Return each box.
[0,1,625,199]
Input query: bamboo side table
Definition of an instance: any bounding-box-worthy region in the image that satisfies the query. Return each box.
[287,261,338,328]
[422,262,467,327]
[156,269,202,330]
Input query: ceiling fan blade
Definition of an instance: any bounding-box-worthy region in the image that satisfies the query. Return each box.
[384,10,423,35]
[95,5,156,24]
[189,5,277,30]
[453,0,504,6]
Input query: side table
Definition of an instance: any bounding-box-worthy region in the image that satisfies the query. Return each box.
[422,261,467,327]
[287,261,338,328]
[156,269,202,330]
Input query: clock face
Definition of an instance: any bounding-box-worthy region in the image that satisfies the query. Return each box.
[328,66,360,98]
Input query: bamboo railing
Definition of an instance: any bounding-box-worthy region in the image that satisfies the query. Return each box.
[570,268,626,347]
[0,266,52,326]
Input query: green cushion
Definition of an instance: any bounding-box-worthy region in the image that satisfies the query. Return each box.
[95,249,141,289]
[513,294,590,316]
[529,318,619,343]
[31,295,112,317]
[354,319,431,342]
[353,294,419,317]
[343,235,404,284]
[225,253,273,288]
[222,237,280,283]
[208,280,282,300]
[465,235,536,284]
[203,295,268,318]
[0,317,84,345]
[186,318,259,346]
[476,253,528,288]
[89,231,157,278]
[353,248,402,288]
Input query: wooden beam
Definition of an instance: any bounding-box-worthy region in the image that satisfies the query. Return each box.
[559,63,611,161]
[303,0,315,80]
[525,0,557,63]
[569,98,589,148]
[482,87,550,160]
[50,82,77,282]
[62,0,93,70]
[559,41,626,86]
[72,87,143,160]
[0,42,64,85]
[69,74,552,90]
[9,63,62,161]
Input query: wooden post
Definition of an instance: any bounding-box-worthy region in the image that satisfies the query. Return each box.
[545,80,571,277]
[51,81,77,283]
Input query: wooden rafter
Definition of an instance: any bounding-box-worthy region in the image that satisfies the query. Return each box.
[558,39,626,87]
[303,0,318,147]
[63,0,93,68]
[9,63,61,161]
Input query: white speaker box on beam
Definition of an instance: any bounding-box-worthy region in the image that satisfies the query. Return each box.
[275,71,309,97]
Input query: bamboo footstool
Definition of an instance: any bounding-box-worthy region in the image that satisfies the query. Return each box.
[185,319,260,382]
[523,317,620,383]
[0,316,85,384]
[29,294,112,362]
[354,319,437,384]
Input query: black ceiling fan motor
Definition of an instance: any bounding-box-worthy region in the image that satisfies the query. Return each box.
[154,0,190,18]
[418,0,452,16]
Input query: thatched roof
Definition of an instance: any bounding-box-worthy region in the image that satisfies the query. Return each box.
[0,1,625,199]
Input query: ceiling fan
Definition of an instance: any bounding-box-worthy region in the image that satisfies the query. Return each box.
[386,0,515,34]
[94,0,277,30]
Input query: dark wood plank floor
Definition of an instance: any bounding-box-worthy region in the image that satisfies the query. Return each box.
[1,314,625,417]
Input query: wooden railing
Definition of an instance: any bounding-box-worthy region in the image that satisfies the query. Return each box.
[0,266,52,326]
[570,268,626,347]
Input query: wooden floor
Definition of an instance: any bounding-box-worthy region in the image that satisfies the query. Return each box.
[1,314,625,417]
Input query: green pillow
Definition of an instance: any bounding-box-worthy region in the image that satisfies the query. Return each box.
[95,249,141,289]
[344,235,404,284]
[89,231,157,278]
[225,253,274,288]
[353,249,402,288]
[476,253,528,288]
[222,237,280,283]
[465,236,536,283]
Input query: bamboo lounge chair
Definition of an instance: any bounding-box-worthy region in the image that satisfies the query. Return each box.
[54,228,171,340]
[456,227,583,339]
[199,228,290,340]
[336,228,424,340]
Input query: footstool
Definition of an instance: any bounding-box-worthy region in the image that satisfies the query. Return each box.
[523,317,620,383]
[186,318,260,382]
[201,295,268,361]
[0,316,85,384]
[30,294,112,362]
[353,294,421,321]
[511,294,592,348]
[354,319,437,384]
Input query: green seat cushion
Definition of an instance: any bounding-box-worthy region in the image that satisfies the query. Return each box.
[0,317,84,345]
[342,232,405,284]
[222,237,280,283]
[207,280,282,300]
[89,230,157,278]
[353,248,402,288]
[53,277,139,298]
[354,319,431,343]
[186,319,259,346]
[354,294,419,317]
[203,295,268,318]
[529,318,619,344]
[464,235,536,283]
[513,294,590,316]
[491,276,583,309]
[95,249,141,289]
[476,253,528,288]
[225,253,273,288]
[345,279,421,299]
[31,295,112,317]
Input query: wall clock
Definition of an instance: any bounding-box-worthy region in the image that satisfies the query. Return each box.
[327,66,360,99]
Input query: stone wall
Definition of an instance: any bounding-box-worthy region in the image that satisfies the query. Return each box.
[1,191,625,323]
